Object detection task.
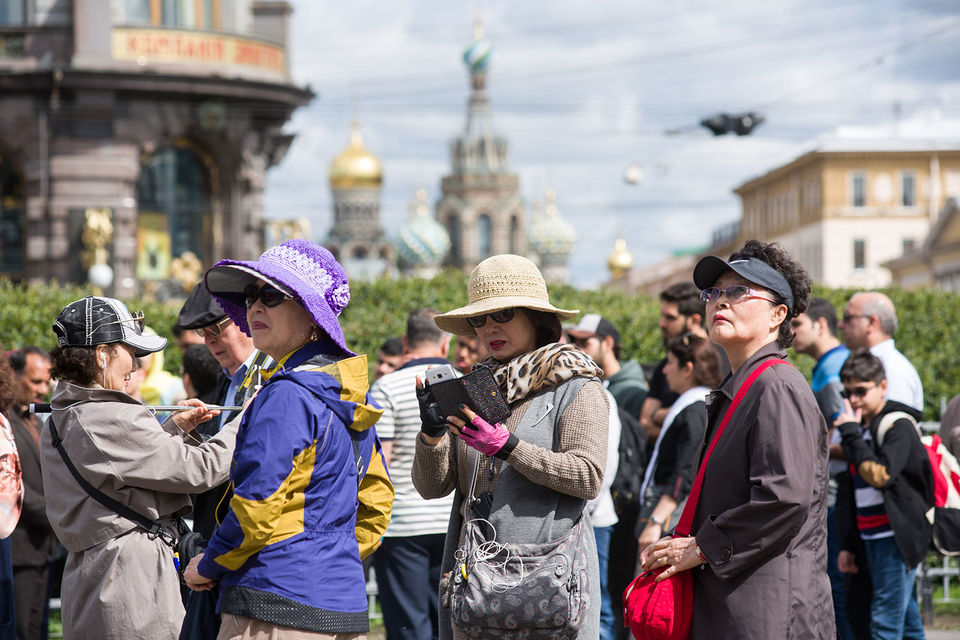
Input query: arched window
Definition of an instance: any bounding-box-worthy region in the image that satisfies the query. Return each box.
[352,246,368,259]
[445,213,461,264]
[509,215,519,254]
[136,144,210,280]
[0,152,25,278]
[478,214,492,258]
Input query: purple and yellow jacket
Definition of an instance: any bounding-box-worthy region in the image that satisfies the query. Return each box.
[197,340,393,634]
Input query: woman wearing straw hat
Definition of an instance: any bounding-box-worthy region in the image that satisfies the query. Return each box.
[183,239,393,640]
[412,254,609,640]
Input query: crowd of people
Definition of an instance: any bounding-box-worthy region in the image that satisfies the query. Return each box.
[0,236,948,640]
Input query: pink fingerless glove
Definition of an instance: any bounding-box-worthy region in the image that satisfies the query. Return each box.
[458,413,511,457]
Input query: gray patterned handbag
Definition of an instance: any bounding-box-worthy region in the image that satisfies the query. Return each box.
[442,450,590,639]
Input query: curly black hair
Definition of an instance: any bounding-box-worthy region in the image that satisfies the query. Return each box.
[728,240,811,349]
[50,345,109,387]
[0,345,19,413]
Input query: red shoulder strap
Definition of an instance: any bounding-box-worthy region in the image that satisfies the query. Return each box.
[674,358,790,537]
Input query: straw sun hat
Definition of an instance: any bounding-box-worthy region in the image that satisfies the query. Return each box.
[434,254,578,335]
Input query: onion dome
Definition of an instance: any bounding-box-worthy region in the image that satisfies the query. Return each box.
[329,121,382,189]
[463,15,492,72]
[608,234,634,279]
[398,189,450,267]
[528,190,575,264]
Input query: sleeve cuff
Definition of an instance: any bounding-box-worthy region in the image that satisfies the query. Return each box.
[838,422,861,439]
[494,433,520,460]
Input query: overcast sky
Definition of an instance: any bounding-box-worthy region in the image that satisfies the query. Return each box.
[263,0,960,288]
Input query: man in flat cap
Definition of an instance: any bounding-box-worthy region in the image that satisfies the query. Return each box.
[176,283,271,639]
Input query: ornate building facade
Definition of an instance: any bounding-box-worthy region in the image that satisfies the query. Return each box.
[0,0,310,297]
[436,19,526,272]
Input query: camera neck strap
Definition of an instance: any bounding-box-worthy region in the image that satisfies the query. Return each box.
[47,416,179,549]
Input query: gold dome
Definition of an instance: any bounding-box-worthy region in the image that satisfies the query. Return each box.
[329,121,382,189]
[608,235,633,279]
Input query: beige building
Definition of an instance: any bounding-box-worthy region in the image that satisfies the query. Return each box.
[620,128,960,291]
[885,198,960,290]
[0,0,310,297]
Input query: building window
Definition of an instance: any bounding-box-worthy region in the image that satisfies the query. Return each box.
[851,173,866,208]
[135,144,210,280]
[125,0,152,24]
[901,172,916,207]
[0,153,25,278]
[137,0,220,28]
[853,239,866,270]
[445,214,460,264]
[509,215,519,254]
[0,1,24,25]
[477,215,492,258]
[903,238,917,255]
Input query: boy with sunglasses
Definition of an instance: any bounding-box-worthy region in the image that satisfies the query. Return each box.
[833,351,932,640]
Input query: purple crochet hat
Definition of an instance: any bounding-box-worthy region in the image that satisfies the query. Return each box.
[203,240,355,356]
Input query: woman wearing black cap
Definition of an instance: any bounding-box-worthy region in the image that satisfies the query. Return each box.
[41,296,238,640]
[639,240,833,638]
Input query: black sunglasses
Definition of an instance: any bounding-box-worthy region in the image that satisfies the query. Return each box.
[466,307,517,328]
[243,284,291,309]
[840,385,875,399]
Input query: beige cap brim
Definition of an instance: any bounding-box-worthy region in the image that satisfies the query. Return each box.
[434,296,578,335]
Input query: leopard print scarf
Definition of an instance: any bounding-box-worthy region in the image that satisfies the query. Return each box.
[479,343,604,406]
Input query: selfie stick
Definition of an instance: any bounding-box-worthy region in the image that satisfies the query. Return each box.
[30,403,242,414]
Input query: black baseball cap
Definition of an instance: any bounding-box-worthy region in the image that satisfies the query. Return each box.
[176,282,227,330]
[53,296,167,357]
[693,255,795,312]
[567,314,621,346]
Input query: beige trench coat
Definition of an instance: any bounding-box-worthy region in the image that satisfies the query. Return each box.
[41,382,238,640]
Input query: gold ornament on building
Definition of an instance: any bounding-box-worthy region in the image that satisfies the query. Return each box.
[80,208,113,270]
[329,121,382,189]
[268,218,311,245]
[608,235,633,279]
[169,251,203,294]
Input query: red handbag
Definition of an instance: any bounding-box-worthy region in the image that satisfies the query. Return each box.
[623,359,788,640]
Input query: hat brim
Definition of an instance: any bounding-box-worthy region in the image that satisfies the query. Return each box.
[434,296,578,336]
[693,255,794,312]
[205,261,354,357]
[124,332,168,358]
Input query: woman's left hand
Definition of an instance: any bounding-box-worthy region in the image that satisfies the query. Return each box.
[639,535,704,582]
[172,399,221,434]
[183,554,216,591]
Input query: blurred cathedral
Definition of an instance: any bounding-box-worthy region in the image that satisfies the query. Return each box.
[321,18,577,283]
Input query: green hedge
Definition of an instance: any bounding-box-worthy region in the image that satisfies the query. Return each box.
[3,276,957,419]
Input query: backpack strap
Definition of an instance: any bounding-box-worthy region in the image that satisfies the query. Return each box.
[876,411,919,447]
[674,359,789,537]
[47,416,179,549]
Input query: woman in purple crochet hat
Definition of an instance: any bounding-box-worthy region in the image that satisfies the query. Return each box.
[183,240,393,640]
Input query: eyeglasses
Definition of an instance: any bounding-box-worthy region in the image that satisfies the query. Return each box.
[840,385,876,399]
[195,316,233,338]
[466,307,517,328]
[86,310,145,341]
[243,284,291,310]
[700,285,777,305]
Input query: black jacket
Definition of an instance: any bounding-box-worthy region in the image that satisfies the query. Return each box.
[837,400,933,567]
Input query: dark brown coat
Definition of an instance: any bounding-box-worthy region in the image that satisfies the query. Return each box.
[690,342,834,639]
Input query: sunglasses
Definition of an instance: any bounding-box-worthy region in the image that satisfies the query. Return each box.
[243,284,291,310]
[700,285,777,305]
[195,316,232,338]
[466,307,517,328]
[86,310,145,341]
[840,385,876,399]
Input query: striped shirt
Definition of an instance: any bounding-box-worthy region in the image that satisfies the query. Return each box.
[370,358,455,537]
[850,428,894,540]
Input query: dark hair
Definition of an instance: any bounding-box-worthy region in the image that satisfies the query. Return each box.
[805,297,839,337]
[379,337,403,357]
[50,345,106,387]
[0,345,19,413]
[728,240,811,349]
[406,308,447,348]
[660,282,705,323]
[9,346,49,376]
[523,309,563,348]
[182,345,221,398]
[666,334,723,389]
[839,350,886,384]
